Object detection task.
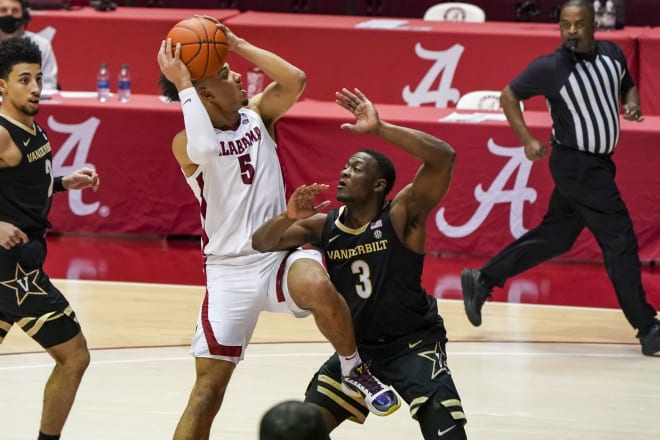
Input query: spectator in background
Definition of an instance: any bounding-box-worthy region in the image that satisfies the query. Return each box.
[0,0,59,93]
[259,400,330,440]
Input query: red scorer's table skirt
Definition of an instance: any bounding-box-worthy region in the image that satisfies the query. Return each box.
[36,94,660,262]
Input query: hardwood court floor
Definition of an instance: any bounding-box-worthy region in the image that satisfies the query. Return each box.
[1,235,659,439]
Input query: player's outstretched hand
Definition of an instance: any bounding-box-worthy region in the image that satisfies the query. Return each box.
[191,14,239,50]
[336,88,380,135]
[286,183,331,220]
[216,23,241,52]
[157,38,192,90]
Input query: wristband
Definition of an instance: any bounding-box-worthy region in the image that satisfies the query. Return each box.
[53,176,66,193]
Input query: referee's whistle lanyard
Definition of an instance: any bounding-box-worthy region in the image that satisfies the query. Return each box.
[564,42,597,63]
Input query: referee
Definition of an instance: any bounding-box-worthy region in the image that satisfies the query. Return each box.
[460,0,660,356]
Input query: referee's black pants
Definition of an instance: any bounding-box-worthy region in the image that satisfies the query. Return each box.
[481,146,657,331]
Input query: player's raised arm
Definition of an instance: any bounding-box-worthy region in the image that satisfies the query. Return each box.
[217,24,306,127]
[337,88,455,252]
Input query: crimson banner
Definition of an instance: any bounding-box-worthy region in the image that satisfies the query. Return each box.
[35,96,660,262]
[276,101,660,262]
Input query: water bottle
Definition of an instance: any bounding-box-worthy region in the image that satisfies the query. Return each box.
[117,64,131,103]
[246,67,265,99]
[96,63,110,103]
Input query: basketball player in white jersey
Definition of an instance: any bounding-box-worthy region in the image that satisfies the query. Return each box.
[157,22,399,439]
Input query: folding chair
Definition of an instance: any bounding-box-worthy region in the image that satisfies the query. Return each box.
[423,2,486,22]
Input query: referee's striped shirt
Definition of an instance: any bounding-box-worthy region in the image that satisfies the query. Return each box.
[509,40,634,155]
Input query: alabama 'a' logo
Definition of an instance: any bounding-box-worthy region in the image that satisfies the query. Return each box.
[48,116,101,216]
[402,43,464,108]
[435,138,537,239]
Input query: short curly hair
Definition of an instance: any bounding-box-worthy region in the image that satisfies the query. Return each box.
[0,37,41,80]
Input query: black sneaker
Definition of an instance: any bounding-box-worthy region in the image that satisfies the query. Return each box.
[638,319,660,356]
[461,268,492,327]
[342,362,400,416]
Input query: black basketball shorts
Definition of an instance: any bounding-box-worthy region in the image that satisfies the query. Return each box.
[0,243,81,348]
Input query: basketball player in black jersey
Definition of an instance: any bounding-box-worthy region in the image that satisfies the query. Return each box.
[0,37,99,440]
[253,88,466,439]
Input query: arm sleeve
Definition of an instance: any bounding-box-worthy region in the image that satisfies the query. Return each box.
[178,87,219,165]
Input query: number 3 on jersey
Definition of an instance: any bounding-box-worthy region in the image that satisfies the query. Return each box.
[351,259,373,299]
[238,154,255,184]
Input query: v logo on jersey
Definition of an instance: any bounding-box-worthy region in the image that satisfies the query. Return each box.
[438,425,456,437]
[22,138,29,146]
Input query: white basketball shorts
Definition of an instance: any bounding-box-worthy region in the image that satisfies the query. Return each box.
[189,249,323,363]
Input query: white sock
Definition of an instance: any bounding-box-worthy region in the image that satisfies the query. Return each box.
[339,350,361,377]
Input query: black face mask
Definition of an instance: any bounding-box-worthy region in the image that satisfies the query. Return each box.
[0,15,26,34]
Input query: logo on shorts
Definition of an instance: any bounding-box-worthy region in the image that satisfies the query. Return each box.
[438,425,456,437]
[418,342,449,379]
[0,263,47,306]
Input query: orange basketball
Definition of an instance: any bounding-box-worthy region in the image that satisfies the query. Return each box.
[166,17,228,81]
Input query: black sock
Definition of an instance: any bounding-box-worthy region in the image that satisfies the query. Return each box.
[38,432,60,440]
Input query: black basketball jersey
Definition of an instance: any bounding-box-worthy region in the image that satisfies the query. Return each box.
[0,114,54,235]
[319,203,442,345]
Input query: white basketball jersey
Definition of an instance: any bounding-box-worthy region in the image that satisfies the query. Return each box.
[185,108,286,263]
